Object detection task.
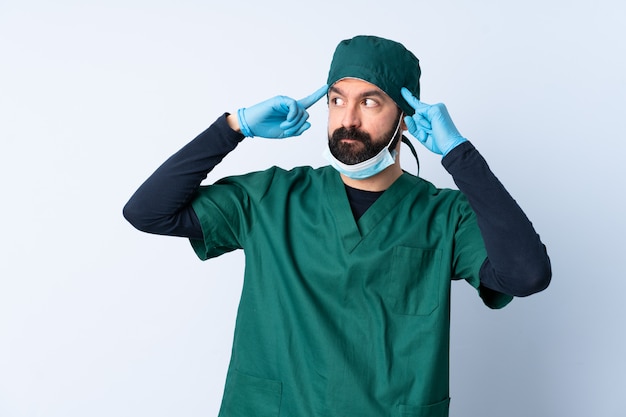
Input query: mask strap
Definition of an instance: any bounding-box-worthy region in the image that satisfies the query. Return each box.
[387,113,405,153]
[401,135,420,176]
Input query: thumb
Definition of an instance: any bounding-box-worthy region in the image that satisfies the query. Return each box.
[298,84,328,109]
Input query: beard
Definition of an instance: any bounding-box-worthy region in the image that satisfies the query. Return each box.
[328,122,401,165]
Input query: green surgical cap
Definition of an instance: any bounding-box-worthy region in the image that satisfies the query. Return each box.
[327,35,421,116]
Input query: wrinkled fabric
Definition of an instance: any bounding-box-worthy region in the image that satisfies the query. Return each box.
[190,166,511,417]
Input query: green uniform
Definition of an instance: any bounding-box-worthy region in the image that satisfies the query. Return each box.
[191,165,511,417]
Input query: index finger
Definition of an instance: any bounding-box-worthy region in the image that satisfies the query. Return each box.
[401,87,431,114]
[298,84,329,109]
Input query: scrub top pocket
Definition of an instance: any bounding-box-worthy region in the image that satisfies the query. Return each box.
[385,246,442,316]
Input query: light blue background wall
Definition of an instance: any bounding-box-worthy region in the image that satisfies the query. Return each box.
[1,1,624,416]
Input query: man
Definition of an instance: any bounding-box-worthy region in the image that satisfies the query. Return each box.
[124,35,551,417]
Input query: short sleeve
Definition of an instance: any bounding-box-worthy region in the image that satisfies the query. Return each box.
[188,168,279,260]
[189,180,251,260]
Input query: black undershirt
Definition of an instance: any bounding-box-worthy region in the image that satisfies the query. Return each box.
[344,184,384,220]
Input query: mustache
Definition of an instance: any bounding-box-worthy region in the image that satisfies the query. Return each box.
[329,127,372,144]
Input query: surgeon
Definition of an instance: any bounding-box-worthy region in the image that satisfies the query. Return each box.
[124,35,551,417]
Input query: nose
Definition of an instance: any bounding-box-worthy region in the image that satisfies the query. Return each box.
[341,103,361,129]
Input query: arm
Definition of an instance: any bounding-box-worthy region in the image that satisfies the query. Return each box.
[443,142,551,296]
[123,114,244,240]
[123,85,328,240]
[401,88,551,297]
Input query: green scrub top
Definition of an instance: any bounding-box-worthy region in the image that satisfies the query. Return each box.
[190,165,512,417]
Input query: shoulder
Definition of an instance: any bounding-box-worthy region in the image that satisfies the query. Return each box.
[220,165,332,185]
[212,165,336,199]
[397,172,473,220]
[401,172,465,202]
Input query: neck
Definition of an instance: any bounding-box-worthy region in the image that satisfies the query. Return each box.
[340,161,403,192]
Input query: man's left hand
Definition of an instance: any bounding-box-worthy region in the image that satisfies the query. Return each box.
[401,87,467,157]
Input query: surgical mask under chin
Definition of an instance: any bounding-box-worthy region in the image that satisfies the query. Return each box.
[324,147,397,180]
[324,116,402,180]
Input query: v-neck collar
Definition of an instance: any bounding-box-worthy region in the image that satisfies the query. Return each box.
[324,168,417,253]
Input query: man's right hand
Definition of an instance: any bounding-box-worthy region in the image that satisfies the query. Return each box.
[235,85,328,139]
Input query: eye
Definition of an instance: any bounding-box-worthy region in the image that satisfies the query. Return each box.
[331,96,345,106]
[363,98,378,107]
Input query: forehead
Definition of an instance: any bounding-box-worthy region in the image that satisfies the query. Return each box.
[329,78,393,100]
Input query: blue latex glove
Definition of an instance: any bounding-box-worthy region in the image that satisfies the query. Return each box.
[401,87,467,157]
[237,85,328,138]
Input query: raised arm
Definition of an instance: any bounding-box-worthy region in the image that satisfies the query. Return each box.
[401,87,551,296]
[123,114,244,239]
[123,85,328,240]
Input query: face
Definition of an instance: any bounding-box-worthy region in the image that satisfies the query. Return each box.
[327,78,402,165]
